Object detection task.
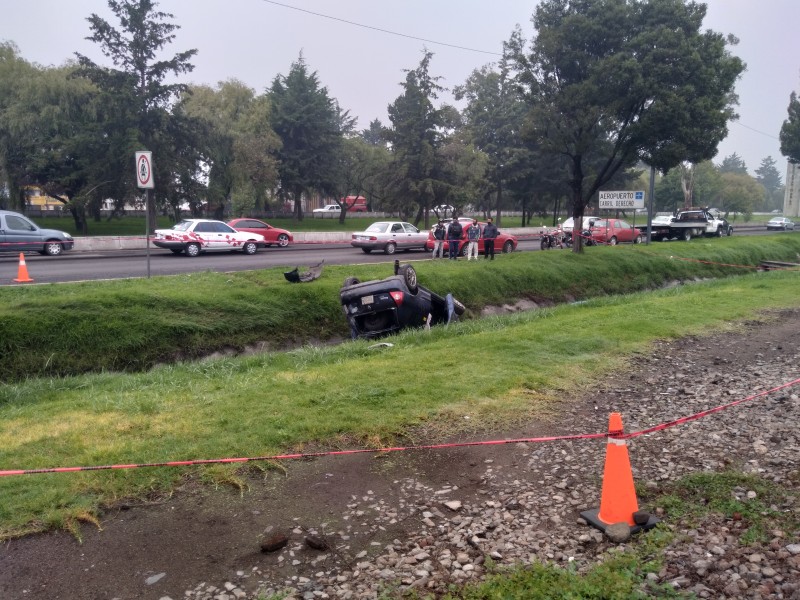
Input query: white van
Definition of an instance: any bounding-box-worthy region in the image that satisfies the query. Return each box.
[560,216,600,233]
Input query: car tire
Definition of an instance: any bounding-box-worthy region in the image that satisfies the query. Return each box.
[43,242,63,256]
[633,235,642,244]
[461,243,470,258]
[361,248,372,254]
[186,243,201,257]
[170,248,183,255]
[609,236,618,246]
[398,265,418,294]
[343,276,360,288]
[727,227,733,236]
[277,234,290,247]
[384,242,397,255]
[243,241,258,255]
[452,298,466,316]
[682,230,692,242]
[716,227,724,237]
[502,240,514,253]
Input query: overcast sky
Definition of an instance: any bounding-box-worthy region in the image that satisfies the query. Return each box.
[2,0,798,181]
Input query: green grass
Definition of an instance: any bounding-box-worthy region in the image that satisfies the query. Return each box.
[1,266,799,539]
[1,235,799,381]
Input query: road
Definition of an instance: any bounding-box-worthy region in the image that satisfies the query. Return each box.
[0,227,779,286]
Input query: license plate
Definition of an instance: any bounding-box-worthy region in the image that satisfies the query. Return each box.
[361,295,374,305]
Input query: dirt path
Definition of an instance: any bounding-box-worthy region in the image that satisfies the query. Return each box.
[1,309,799,600]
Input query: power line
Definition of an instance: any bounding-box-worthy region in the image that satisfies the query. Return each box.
[259,0,502,56]
[732,120,780,140]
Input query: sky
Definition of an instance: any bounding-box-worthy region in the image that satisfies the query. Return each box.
[1,0,798,181]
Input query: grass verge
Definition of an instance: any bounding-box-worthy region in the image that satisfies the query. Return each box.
[0,266,798,539]
[1,235,799,382]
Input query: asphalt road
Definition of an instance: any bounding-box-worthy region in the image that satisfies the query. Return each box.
[0,226,781,286]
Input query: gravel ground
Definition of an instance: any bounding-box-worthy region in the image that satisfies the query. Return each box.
[1,309,798,600]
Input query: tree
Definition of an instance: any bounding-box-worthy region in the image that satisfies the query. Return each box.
[510,0,744,251]
[75,0,198,231]
[455,51,534,226]
[754,156,783,212]
[269,55,344,221]
[718,152,748,175]
[385,50,447,228]
[656,160,721,212]
[780,91,800,164]
[178,80,280,219]
[715,171,763,221]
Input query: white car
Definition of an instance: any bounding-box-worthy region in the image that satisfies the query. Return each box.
[766,217,795,231]
[351,221,429,254]
[153,219,265,257]
[313,204,342,214]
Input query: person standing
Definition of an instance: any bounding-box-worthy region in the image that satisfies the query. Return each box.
[447,217,463,260]
[482,217,498,260]
[466,219,481,260]
[432,220,446,259]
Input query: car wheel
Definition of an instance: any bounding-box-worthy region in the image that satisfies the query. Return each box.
[186,243,201,257]
[716,227,723,237]
[170,249,183,255]
[343,276,360,288]
[277,234,290,247]
[361,248,372,254]
[461,243,470,258]
[634,235,642,244]
[43,242,63,256]
[452,298,466,316]
[502,240,514,253]
[384,242,397,255]
[682,230,692,242]
[243,241,258,255]
[398,265,418,294]
[726,227,733,236]
[608,236,618,246]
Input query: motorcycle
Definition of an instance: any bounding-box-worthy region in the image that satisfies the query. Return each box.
[540,228,571,250]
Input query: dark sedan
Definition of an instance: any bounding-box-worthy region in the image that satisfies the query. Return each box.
[340,262,465,339]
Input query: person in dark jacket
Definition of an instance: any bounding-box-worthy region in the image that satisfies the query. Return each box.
[447,217,463,260]
[432,220,446,259]
[482,217,498,260]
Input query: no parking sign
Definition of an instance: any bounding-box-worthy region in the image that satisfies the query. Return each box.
[135,151,154,189]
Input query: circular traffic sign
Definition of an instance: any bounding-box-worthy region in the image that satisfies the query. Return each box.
[136,153,152,188]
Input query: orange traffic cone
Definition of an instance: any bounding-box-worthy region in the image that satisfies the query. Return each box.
[580,412,658,533]
[13,253,34,283]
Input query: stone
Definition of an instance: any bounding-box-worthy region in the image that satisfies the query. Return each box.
[605,522,631,543]
[260,532,289,553]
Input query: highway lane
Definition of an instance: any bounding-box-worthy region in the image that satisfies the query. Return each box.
[0,227,779,286]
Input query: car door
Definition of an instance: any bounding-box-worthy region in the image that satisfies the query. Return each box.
[389,222,406,248]
[402,223,426,248]
[2,213,43,252]
[616,220,635,243]
[191,221,220,249]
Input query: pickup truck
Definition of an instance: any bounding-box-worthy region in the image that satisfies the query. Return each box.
[643,208,733,241]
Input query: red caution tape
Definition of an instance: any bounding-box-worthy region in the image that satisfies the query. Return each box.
[1,379,797,478]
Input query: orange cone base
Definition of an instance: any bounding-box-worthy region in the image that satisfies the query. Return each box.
[580,508,659,534]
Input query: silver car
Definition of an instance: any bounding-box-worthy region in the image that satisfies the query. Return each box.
[0,209,74,256]
[766,217,795,231]
[351,221,428,254]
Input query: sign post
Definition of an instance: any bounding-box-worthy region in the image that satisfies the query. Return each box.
[135,151,154,278]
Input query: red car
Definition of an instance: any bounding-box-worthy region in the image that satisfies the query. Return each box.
[425,218,518,256]
[586,219,642,245]
[227,218,293,247]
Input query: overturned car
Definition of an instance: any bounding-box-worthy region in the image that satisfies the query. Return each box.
[340,262,465,339]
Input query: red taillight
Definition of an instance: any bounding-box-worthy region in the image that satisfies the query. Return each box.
[389,291,404,305]
[370,236,378,241]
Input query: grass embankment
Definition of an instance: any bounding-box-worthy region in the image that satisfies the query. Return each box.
[2,235,799,382]
[0,236,799,541]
